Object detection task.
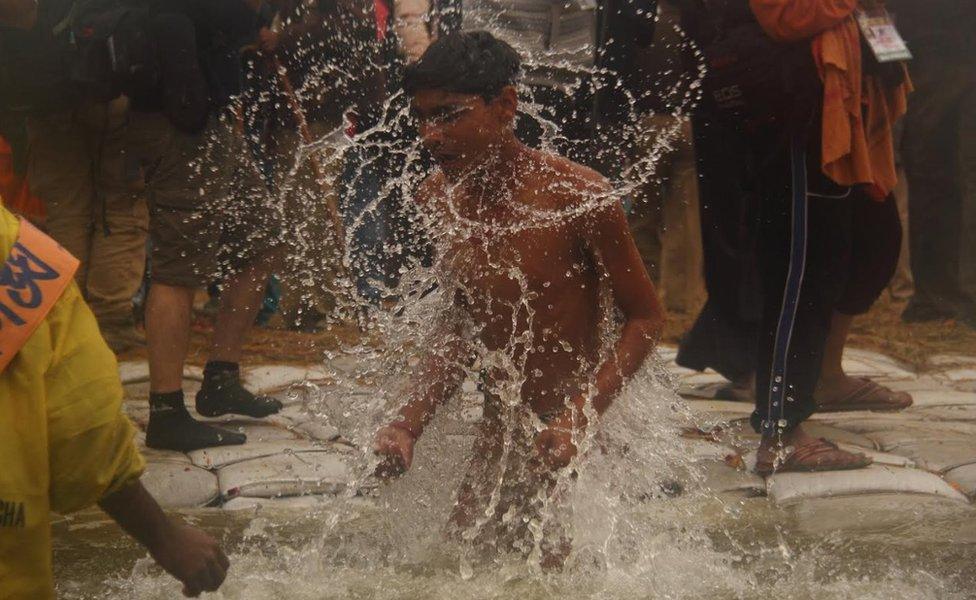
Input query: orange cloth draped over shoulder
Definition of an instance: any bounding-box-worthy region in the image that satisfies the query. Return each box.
[0,136,45,222]
[750,0,911,197]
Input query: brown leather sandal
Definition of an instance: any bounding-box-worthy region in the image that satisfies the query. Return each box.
[755,438,873,477]
[816,377,913,412]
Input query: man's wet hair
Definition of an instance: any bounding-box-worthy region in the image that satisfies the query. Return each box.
[403,31,521,101]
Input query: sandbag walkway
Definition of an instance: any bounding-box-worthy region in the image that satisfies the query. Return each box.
[121,347,976,515]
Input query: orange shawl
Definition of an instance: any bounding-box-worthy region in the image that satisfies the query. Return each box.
[750,0,911,197]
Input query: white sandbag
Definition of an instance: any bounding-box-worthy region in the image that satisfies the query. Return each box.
[683,400,753,415]
[678,439,740,462]
[790,494,973,536]
[937,367,976,384]
[134,432,191,465]
[904,388,976,408]
[911,405,976,421]
[866,429,970,451]
[118,361,150,385]
[833,443,916,468]
[189,420,299,443]
[879,439,976,473]
[677,370,728,387]
[944,463,976,498]
[242,365,332,395]
[842,349,917,380]
[692,460,765,495]
[677,381,744,400]
[767,464,968,505]
[221,495,376,512]
[929,354,976,368]
[810,411,924,435]
[188,440,326,469]
[293,420,341,442]
[655,345,678,363]
[218,452,358,499]
[221,495,334,511]
[801,423,878,450]
[141,460,219,508]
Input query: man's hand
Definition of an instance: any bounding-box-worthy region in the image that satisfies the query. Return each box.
[258,27,280,52]
[374,424,416,479]
[150,519,229,598]
[534,410,582,470]
[99,481,229,598]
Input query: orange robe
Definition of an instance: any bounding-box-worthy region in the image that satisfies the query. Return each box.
[750,0,911,197]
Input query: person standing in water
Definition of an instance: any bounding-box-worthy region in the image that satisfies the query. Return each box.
[373,31,664,564]
[0,199,229,597]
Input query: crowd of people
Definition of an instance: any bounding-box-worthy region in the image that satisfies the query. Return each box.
[1,0,972,596]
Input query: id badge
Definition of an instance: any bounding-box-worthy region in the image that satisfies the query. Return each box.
[856,7,912,63]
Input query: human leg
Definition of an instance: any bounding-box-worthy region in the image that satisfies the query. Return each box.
[136,112,247,450]
[815,192,911,410]
[956,72,976,324]
[658,118,704,314]
[751,134,870,473]
[675,116,761,384]
[143,281,246,450]
[902,61,966,321]
[271,125,341,330]
[26,109,94,285]
[85,97,149,349]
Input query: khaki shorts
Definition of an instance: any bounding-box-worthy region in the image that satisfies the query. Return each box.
[128,110,283,288]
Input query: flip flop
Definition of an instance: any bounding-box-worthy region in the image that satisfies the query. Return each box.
[816,377,913,413]
[755,438,873,477]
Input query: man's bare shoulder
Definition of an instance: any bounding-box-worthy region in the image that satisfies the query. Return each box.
[528,151,612,211]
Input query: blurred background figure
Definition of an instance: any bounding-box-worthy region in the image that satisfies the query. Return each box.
[674,0,913,474]
[889,0,976,328]
[625,1,704,316]
[1,10,149,352]
[251,0,387,328]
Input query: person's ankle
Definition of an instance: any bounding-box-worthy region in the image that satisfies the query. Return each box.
[149,390,186,418]
[819,369,847,383]
[203,361,240,383]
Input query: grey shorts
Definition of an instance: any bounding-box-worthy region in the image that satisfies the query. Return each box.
[128,110,283,288]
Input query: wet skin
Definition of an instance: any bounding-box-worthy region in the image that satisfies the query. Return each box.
[375,86,664,477]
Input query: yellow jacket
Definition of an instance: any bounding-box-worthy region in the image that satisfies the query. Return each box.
[0,204,145,599]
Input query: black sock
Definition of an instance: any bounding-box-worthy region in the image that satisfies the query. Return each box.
[149,390,186,416]
[204,361,239,381]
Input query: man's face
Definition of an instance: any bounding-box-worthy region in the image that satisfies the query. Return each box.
[410,87,516,179]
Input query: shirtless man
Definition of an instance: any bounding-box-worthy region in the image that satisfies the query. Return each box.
[373,31,665,560]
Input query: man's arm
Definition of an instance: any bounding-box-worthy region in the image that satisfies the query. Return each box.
[0,0,36,29]
[374,176,472,477]
[99,483,229,598]
[579,198,665,418]
[536,183,664,469]
[374,303,472,477]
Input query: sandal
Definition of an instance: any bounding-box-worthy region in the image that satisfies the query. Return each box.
[816,377,913,412]
[755,438,873,476]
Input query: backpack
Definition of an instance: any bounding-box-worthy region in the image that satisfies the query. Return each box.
[0,0,157,112]
[687,0,820,129]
